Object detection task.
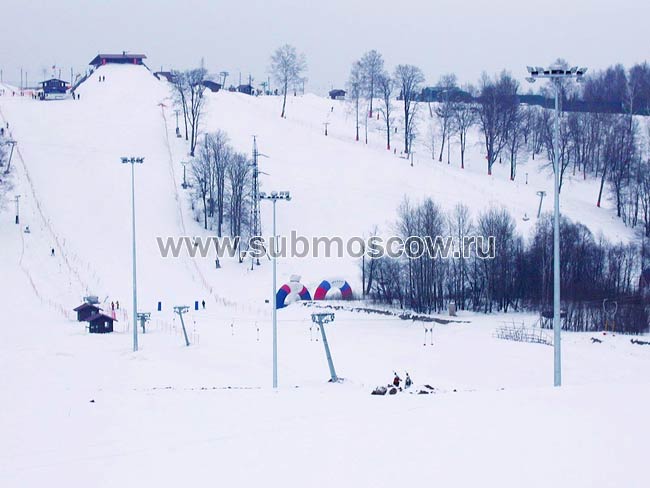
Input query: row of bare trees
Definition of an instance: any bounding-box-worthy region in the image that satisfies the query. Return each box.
[363,200,649,333]
[347,50,425,153]
[191,131,250,245]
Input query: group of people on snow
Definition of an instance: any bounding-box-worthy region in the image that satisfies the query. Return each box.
[392,371,412,389]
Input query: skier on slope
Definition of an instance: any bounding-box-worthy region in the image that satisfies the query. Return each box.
[393,372,401,388]
[405,372,412,389]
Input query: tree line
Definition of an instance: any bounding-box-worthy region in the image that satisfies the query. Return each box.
[190,130,251,256]
[362,199,648,333]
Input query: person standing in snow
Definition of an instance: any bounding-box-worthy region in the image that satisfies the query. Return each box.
[116,300,120,310]
[201,300,205,309]
[111,301,115,311]
[393,373,401,387]
[50,248,55,257]
[405,373,412,389]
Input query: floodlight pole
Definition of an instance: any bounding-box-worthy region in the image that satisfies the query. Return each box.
[552,82,561,386]
[122,156,144,352]
[526,65,587,387]
[260,190,291,388]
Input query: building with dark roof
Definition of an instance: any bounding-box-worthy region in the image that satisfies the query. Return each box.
[89,52,147,68]
[39,78,70,99]
[237,84,253,95]
[87,313,116,333]
[203,80,222,92]
[73,303,101,322]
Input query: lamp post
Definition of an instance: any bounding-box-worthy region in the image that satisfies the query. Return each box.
[121,156,144,352]
[526,65,587,386]
[259,190,291,388]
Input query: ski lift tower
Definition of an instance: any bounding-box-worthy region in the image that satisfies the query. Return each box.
[311,312,340,383]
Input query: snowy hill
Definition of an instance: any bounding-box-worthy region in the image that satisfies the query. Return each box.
[1,63,649,487]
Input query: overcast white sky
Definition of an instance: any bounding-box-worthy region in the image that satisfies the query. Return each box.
[0,0,648,93]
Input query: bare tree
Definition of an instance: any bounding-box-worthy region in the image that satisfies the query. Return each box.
[227,152,250,255]
[358,50,384,118]
[347,61,363,142]
[205,131,231,236]
[377,71,394,150]
[186,68,207,156]
[394,64,425,154]
[435,74,457,162]
[170,70,190,141]
[477,71,519,175]
[269,44,307,118]
[452,89,477,169]
[192,146,211,230]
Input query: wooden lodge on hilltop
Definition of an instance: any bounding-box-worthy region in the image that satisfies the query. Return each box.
[89,52,147,68]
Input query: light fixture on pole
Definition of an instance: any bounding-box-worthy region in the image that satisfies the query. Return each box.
[259,190,291,388]
[121,156,144,352]
[526,65,587,387]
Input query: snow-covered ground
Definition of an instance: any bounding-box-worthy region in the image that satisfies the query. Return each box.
[1,64,648,487]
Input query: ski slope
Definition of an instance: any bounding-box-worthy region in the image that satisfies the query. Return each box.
[1,64,649,487]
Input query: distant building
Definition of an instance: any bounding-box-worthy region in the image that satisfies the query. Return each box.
[39,78,69,100]
[202,80,222,92]
[86,313,116,334]
[154,71,175,82]
[419,86,473,103]
[89,52,147,68]
[329,89,346,100]
[73,302,101,322]
[237,84,253,95]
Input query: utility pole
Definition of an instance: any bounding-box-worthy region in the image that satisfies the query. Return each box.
[259,190,291,388]
[526,65,587,387]
[14,195,20,224]
[311,313,339,382]
[137,312,151,333]
[173,306,191,346]
[250,136,268,269]
[220,71,229,89]
[121,156,144,352]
